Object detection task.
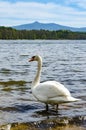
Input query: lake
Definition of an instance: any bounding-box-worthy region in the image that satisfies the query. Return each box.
[0,40,86,130]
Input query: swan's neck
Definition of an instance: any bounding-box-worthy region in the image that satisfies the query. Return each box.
[32,58,42,87]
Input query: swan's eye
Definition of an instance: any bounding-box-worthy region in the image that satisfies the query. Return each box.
[32,56,35,59]
[32,56,36,60]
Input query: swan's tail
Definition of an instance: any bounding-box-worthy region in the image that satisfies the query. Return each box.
[67,96,81,102]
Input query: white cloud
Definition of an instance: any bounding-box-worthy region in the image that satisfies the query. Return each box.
[65,0,86,9]
[0,1,86,27]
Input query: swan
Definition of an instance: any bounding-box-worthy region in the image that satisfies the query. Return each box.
[29,55,80,111]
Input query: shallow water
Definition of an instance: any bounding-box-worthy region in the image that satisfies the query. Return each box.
[0,40,86,129]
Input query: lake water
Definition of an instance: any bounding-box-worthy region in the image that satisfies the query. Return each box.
[0,40,86,130]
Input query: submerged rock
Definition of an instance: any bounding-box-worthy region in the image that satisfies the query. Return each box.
[0,116,86,130]
[0,124,11,130]
[69,116,86,126]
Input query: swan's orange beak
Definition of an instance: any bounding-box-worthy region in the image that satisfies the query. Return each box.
[29,57,34,62]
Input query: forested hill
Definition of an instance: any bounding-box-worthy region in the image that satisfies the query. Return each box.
[13,21,86,32]
[0,26,86,40]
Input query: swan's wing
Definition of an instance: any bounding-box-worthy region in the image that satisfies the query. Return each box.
[34,81,71,99]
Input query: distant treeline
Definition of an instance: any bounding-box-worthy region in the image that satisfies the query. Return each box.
[0,26,86,39]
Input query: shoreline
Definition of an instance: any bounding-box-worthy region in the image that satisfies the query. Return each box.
[0,122,85,130]
[0,115,86,130]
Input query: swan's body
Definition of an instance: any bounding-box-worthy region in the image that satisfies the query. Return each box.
[29,55,80,110]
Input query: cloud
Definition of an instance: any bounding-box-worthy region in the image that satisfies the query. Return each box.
[0,2,57,25]
[65,0,86,9]
[0,1,86,27]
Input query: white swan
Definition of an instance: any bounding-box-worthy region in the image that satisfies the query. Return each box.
[29,55,80,111]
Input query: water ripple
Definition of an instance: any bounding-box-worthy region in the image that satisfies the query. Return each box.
[0,40,86,128]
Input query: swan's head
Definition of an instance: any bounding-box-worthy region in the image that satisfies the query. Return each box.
[29,55,42,62]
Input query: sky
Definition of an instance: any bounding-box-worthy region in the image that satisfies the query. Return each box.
[0,0,86,27]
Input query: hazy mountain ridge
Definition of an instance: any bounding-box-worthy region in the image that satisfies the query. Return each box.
[12,21,86,32]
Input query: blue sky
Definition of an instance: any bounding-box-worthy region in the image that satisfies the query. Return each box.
[0,0,86,27]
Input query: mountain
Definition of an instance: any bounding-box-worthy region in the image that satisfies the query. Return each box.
[12,21,86,32]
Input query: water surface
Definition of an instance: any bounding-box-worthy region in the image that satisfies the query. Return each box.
[0,40,86,129]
